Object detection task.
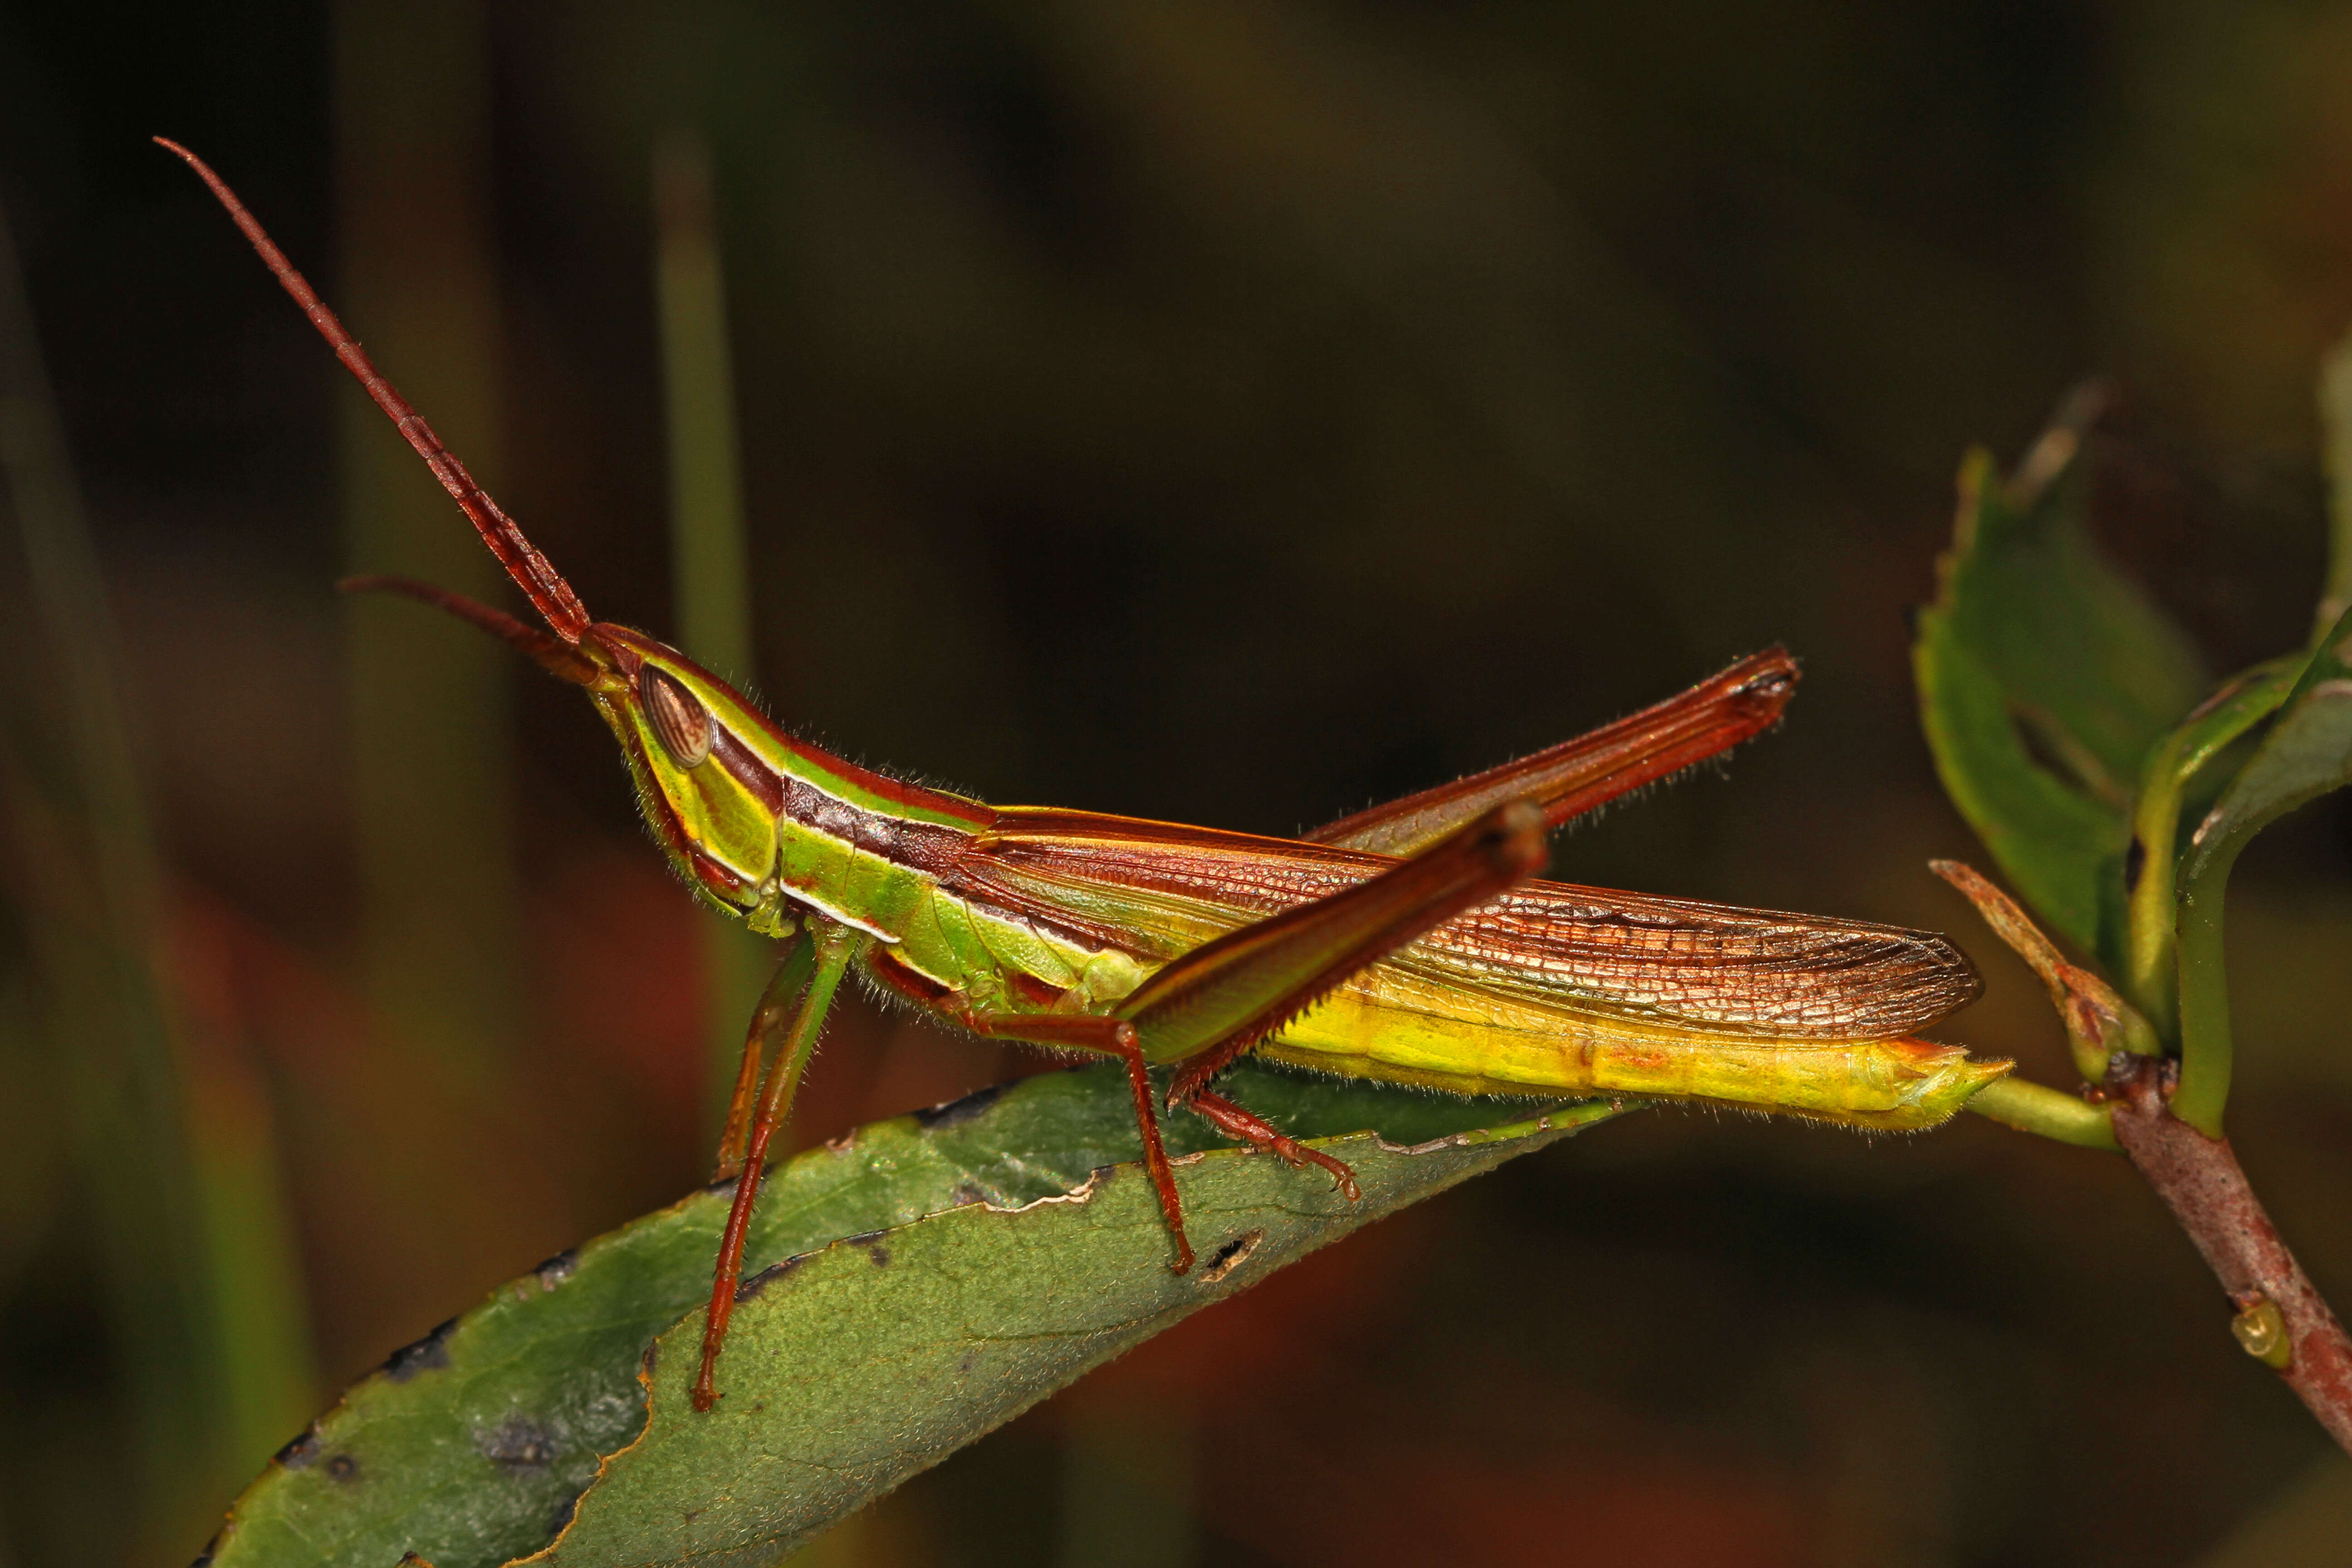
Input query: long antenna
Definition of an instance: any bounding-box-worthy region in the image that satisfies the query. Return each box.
[154,137,593,642]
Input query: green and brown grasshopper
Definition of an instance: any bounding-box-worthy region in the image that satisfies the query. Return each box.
[161,138,1996,1414]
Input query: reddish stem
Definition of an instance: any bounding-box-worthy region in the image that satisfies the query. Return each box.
[2107,1055,2352,1453]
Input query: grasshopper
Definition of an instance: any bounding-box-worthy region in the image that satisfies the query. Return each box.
[161,140,1998,1413]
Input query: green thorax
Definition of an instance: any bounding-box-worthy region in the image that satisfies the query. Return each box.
[586,626,1155,1020]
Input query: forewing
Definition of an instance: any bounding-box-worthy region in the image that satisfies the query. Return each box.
[1418,883,1981,1037]
[959,809,1980,1040]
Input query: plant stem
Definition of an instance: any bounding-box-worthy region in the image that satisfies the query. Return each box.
[2122,661,2296,1041]
[2170,833,2239,1140]
[2124,744,2190,1035]
[1964,1076,2119,1151]
[2107,1055,2352,1454]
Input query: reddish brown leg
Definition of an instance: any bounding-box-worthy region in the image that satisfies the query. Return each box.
[693,921,864,1413]
[966,1010,1196,1274]
[966,800,1550,1278]
[712,930,816,1182]
[1168,1046,1361,1200]
[1098,800,1547,1223]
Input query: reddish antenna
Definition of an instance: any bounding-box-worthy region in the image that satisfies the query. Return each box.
[155,137,593,643]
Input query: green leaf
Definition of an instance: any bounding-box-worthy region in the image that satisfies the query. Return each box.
[2118,657,2301,1030]
[542,1105,1610,1567]
[2182,605,2352,911]
[1913,418,2210,961]
[2171,602,2352,1134]
[199,1062,1615,1568]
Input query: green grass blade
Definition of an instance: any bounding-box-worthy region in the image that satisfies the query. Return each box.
[0,191,320,1553]
[2315,329,2352,642]
[650,127,775,1140]
[337,0,523,1097]
[655,128,755,690]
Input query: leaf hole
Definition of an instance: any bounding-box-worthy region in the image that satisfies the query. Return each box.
[1197,1229,1265,1285]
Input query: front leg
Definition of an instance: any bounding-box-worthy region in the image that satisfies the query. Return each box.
[712,924,816,1182]
[694,918,867,1412]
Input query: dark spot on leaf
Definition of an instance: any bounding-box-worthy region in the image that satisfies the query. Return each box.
[189,1531,220,1567]
[703,1172,741,1197]
[913,1081,1008,1129]
[274,1426,320,1470]
[843,1229,889,1248]
[477,1415,560,1472]
[957,1351,978,1377]
[949,1181,992,1207]
[327,1454,359,1483]
[737,1252,810,1302]
[1197,1229,1265,1284]
[868,1245,891,1267]
[549,1486,585,1536]
[382,1318,457,1382]
[533,1250,578,1289]
[2123,834,2146,894]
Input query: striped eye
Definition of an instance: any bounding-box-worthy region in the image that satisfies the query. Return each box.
[640,665,714,769]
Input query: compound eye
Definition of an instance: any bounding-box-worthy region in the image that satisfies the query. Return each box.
[640,665,715,769]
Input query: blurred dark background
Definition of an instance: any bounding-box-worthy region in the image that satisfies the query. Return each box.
[4,1,2352,1564]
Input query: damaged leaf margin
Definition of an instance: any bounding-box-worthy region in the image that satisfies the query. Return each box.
[196,1062,1615,1568]
[528,1105,1616,1567]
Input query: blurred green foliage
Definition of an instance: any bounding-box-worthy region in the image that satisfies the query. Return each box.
[5,2,2352,1565]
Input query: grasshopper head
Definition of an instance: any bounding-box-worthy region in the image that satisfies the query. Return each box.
[164,139,799,929]
[578,627,789,924]
[340,579,791,927]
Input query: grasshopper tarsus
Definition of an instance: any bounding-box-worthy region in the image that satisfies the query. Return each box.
[1178,1083,1363,1200]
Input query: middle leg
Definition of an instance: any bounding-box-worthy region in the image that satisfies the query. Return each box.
[963,1009,1195,1273]
[694,918,867,1412]
[712,925,817,1182]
